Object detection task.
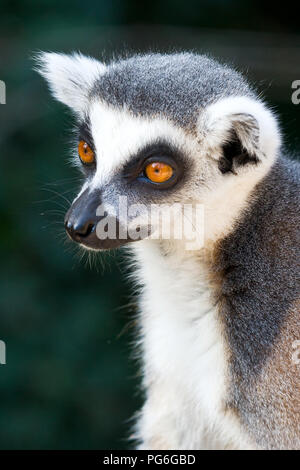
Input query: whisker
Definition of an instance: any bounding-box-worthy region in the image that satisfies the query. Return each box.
[40,187,72,205]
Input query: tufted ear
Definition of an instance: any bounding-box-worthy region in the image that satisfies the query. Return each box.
[35,52,106,116]
[200,96,281,174]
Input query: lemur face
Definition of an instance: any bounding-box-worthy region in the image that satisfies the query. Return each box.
[37,52,280,250]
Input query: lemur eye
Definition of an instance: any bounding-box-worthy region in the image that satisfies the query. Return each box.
[78,140,94,164]
[145,162,173,183]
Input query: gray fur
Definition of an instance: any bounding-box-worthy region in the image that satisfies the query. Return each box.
[216,156,300,449]
[92,53,255,129]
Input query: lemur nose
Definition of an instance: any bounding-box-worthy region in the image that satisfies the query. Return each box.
[64,188,139,250]
[64,189,101,246]
[65,219,96,241]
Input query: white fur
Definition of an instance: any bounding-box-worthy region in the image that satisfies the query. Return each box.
[89,101,197,189]
[199,96,281,162]
[202,162,274,244]
[132,241,255,449]
[37,52,106,116]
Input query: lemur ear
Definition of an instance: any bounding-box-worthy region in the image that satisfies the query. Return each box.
[200,96,281,173]
[35,52,106,116]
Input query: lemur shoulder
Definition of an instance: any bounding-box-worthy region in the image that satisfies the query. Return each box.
[37,52,300,450]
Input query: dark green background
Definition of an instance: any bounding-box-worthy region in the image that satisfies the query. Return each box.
[0,0,299,449]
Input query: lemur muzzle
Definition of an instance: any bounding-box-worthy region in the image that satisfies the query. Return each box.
[64,189,136,250]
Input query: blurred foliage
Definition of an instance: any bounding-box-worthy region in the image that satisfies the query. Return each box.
[0,0,299,450]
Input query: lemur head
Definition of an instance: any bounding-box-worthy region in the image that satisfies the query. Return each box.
[37,52,281,250]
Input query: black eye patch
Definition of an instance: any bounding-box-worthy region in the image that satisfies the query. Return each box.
[122,141,187,190]
[77,119,95,150]
[75,119,96,176]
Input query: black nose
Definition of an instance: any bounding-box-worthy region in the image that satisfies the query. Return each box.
[65,218,96,241]
[64,188,141,251]
[64,189,100,247]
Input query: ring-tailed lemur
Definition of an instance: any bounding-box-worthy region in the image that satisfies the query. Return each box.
[37,52,300,450]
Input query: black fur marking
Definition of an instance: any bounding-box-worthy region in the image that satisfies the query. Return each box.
[76,118,96,176]
[219,130,258,174]
[122,140,186,189]
[78,118,94,150]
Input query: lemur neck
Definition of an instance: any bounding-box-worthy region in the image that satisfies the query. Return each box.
[132,238,225,414]
[203,162,274,244]
[132,239,214,321]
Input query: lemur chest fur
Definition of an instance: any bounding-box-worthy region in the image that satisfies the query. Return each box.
[133,241,252,450]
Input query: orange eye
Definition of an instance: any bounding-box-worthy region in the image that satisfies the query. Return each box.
[78,140,94,164]
[145,162,173,183]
